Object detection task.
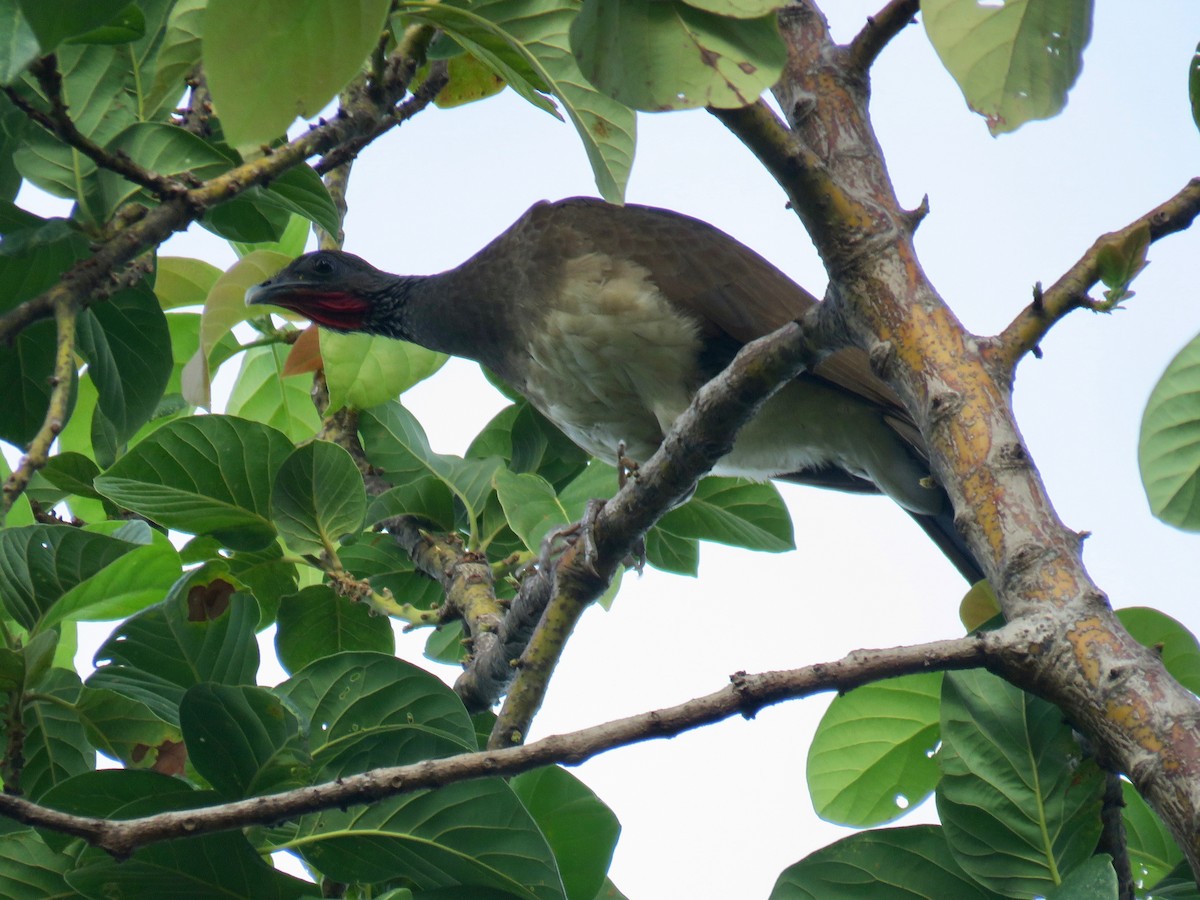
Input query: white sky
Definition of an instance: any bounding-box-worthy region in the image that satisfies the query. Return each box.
[12,2,1200,897]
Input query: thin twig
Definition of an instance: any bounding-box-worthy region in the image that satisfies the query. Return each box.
[994,177,1200,372]
[1,296,80,517]
[847,0,921,72]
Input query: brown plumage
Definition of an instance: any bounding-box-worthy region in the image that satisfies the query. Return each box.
[248,197,981,581]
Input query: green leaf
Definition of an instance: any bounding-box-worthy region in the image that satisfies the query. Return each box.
[1116,606,1200,694]
[1120,780,1184,891]
[66,3,145,47]
[359,401,501,533]
[921,0,1093,135]
[275,584,395,675]
[493,468,571,551]
[145,0,205,112]
[935,669,1105,897]
[1043,855,1117,899]
[1094,223,1149,306]
[259,162,341,237]
[19,669,94,799]
[68,830,314,898]
[570,0,786,111]
[366,476,457,530]
[184,250,291,408]
[154,255,223,310]
[294,778,565,897]
[94,414,295,550]
[680,0,787,16]
[227,344,322,442]
[0,523,178,632]
[75,684,182,769]
[16,0,130,52]
[657,477,794,552]
[230,211,312,259]
[510,403,590,489]
[201,191,293,244]
[39,451,103,500]
[1191,42,1200,135]
[807,673,942,828]
[0,1,39,84]
[644,525,699,576]
[271,440,367,556]
[204,0,392,150]
[77,283,173,445]
[0,832,73,897]
[770,825,992,899]
[322,331,447,411]
[92,122,231,219]
[1139,332,1200,530]
[510,766,620,900]
[181,683,312,798]
[427,0,637,201]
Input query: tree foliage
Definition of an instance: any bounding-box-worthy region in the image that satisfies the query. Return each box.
[0,1,1199,898]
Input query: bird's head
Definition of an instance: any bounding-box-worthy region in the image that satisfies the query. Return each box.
[246,250,400,334]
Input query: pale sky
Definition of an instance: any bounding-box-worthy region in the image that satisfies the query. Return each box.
[15,2,1200,896]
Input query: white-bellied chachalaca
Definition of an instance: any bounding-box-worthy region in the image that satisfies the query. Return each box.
[247,197,982,582]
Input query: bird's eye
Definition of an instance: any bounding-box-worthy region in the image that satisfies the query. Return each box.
[311,257,335,275]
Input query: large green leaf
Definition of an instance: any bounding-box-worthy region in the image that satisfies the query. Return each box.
[68,829,314,898]
[922,0,1093,135]
[180,683,312,798]
[274,585,395,675]
[203,0,392,150]
[1120,780,1184,892]
[76,283,173,445]
[360,401,502,534]
[145,0,205,112]
[1139,331,1200,530]
[322,330,447,411]
[294,779,566,898]
[493,468,571,551]
[770,825,993,899]
[418,0,637,202]
[0,522,178,633]
[0,318,77,447]
[277,651,477,767]
[94,414,295,550]
[656,477,794,552]
[19,668,95,800]
[1191,42,1200,135]
[644,525,699,575]
[75,684,182,769]
[0,831,73,897]
[16,0,130,53]
[935,669,1105,897]
[570,0,786,111]
[807,673,942,828]
[511,766,620,900]
[154,256,223,310]
[0,1,39,83]
[226,344,323,441]
[271,440,367,556]
[91,567,261,691]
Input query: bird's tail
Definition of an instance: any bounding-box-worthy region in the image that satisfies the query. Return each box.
[908,505,985,584]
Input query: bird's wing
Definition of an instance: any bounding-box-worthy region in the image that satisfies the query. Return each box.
[531,198,920,447]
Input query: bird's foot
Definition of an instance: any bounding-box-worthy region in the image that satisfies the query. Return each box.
[537,498,607,575]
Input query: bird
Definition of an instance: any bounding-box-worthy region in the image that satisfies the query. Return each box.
[247,197,982,582]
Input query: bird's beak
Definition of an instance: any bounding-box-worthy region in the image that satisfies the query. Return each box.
[245,275,371,331]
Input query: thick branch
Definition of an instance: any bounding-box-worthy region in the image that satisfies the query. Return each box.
[847,0,921,72]
[0,633,993,856]
[995,177,1200,370]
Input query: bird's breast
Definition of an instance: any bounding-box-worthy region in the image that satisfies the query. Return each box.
[520,252,703,464]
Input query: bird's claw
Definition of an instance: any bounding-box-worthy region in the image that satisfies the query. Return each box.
[537,498,606,575]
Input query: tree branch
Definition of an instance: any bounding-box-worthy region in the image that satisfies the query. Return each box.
[994,177,1200,371]
[1,296,80,516]
[0,632,994,856]
[7,56,185,198]
[847,0,921,72]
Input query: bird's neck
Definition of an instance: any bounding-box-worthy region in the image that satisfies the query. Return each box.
[373,271,525,381]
